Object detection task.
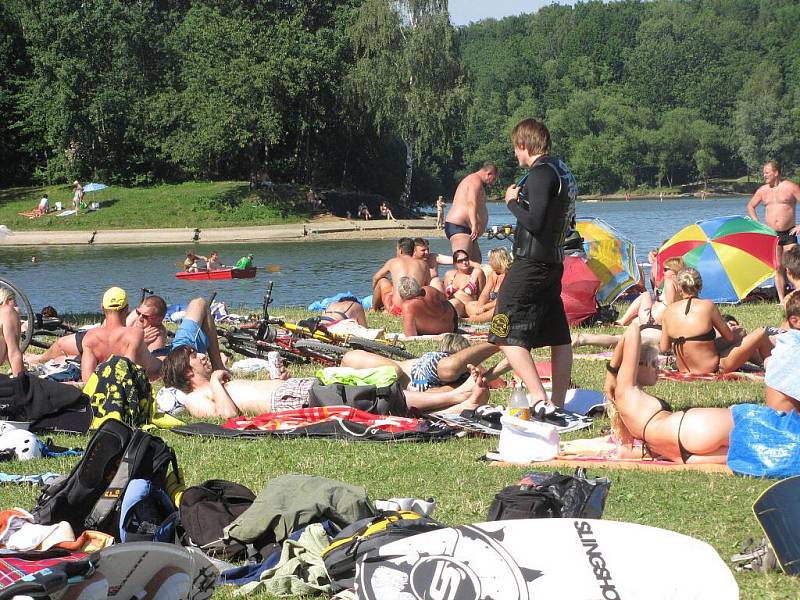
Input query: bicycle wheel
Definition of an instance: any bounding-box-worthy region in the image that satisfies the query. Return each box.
[347,337,416,360]
[293,339,347,364]
[0,277,34,353]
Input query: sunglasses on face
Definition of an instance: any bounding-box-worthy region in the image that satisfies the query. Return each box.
[456,257,470,264]
[135,308,155,320]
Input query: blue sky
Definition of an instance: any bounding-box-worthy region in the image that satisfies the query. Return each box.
[448,0,566,26]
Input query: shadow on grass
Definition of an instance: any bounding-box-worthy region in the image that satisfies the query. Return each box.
[0,186,47,206]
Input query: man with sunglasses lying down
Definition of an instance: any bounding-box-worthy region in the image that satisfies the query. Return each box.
[26,293,169,366]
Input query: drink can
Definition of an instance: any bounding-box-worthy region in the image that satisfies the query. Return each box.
[266,351,282,379]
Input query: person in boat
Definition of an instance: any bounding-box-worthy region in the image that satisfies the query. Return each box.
[26,295,169,366]
[321,296,368,327]
[341,333,508,391]
[659,268,772,374]
[397,276,458,337]
[205,251,222,270]
[184,251,207,273]
[464,247,511,323]
[443,249,486,318]
[371,237,430,315]
[0,287,24,377]
[234,254,254,270]
[162,345,489,418]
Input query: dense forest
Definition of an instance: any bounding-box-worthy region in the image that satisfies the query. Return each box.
[1,0,798,199]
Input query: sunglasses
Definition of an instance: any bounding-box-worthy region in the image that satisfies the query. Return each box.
[663,267,671,273]
[456,257,470,264]
[135,308,156,320]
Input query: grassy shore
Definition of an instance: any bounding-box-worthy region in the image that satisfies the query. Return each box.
[0,182,310,231]
[5,301,799,599]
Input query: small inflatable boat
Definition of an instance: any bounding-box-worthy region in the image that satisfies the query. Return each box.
[175,267,257,281]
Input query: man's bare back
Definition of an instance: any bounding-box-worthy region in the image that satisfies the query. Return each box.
[445,164,497,263]
[387,255,430,306]
[402,286,457,336]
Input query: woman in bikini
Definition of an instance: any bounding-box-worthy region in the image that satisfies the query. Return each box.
[321,297,368,327]
[464,247,511,323]
[443,250,486,318]
[660,268,772,374]
[605,323,733,464]
[616,257,684,327]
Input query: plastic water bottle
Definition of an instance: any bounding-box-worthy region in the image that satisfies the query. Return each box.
[508,382,530,421]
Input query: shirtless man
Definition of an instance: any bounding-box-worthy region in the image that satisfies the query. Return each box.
[0,288,23,377]
[747,160,800,303]
[397,276,458,336]
[412,238,453,292]
[371,238,430,316]
[206,251,222,271]
[161,345,488,418]
[444,162,498,263]
[27,295,168,365]
[80,287,162,383]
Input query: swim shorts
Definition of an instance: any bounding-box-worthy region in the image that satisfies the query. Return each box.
[776,229,798,246]
[171,318,209,354]
[270,377,315,412]
[74,330,87,355]
[409,351,450,391]
[382,289,402,317]
[444,222,472,239]
[488,257,570,350]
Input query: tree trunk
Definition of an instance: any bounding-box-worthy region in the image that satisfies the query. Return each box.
[400,137,413,207]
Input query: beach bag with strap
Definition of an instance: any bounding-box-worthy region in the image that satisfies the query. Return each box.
[307,381,408,416]
[30,419,179,539]
[487,469,611,521]
[83,355,154,430]
[179,480,256,560]
[321,510,443,593]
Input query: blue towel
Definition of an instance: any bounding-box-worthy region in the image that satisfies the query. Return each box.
[728,403,800,478]
[307,292,365,311]
[765,330,800,401]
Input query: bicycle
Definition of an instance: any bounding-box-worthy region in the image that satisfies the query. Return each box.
[220,282,415,365]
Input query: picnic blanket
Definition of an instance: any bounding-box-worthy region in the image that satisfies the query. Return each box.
[657,369,764,383]
[172,408,456,442]
[486,456,733,474]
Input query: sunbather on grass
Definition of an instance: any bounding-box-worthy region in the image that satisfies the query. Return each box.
[660,268,771,374]
[161,345,489,419]
[605,323,732,464]
[341,334,508,391]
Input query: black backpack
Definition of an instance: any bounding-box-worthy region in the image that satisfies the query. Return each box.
[487,469,611,521]
[321,510,444,593]
[31,419,178,539]
[179,479,256,560]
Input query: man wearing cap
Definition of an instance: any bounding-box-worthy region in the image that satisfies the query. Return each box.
[80,287,162,382]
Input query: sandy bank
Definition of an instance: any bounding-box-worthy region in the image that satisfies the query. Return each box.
[0,217,444,247]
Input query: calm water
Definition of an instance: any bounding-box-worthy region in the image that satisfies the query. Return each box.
[0,196,753,312]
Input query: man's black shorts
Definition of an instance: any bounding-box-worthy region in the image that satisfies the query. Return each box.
[488,258,570,350]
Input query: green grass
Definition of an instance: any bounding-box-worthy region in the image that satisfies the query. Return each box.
[0,181,310,231]
[6,303,800,598]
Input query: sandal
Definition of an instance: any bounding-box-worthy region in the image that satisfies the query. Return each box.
[730,537,778,573]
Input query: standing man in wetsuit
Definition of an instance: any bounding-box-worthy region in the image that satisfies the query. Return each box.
[444,162,498,264]
[488,118,576,409]
[747,160,800,304]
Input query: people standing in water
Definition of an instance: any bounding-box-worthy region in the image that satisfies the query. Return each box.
[747,160,800,304]
[435,195,445,229]
[488,118,576,409]
[444,162,498,264]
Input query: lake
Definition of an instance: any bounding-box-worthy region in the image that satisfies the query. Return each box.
[0,196,755,312]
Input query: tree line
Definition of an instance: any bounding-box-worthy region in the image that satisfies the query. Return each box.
[1,0,798,200]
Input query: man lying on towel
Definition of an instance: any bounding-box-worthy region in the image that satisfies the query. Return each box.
[161,346,489,419]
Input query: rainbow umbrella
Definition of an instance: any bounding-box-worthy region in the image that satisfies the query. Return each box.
[576,217,639,304]
[656,215,778,303]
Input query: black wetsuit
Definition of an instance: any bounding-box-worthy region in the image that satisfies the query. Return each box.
[489,155,577,349]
